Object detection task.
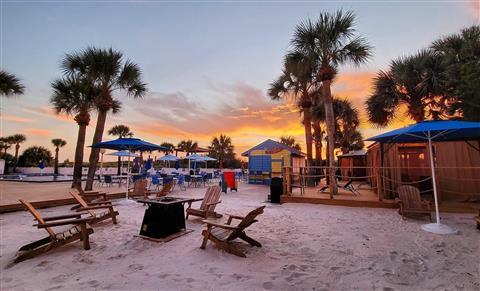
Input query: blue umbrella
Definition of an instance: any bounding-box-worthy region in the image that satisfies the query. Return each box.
[107,150,139,157]
[91,138,167,199]
[157,154,180,161]
[367,120,480,234]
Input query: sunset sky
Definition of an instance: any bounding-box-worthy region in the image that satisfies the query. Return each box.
[1,1,479,162]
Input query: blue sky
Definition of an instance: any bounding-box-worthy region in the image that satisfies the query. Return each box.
[1,1,478,161]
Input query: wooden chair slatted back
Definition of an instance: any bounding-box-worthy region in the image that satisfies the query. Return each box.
[200,186,221,211]
[157,181,174,197]
[19,199,56,238]
[133,179,148,197]
[228,206,265,240]
[397,185,422,209]
[69,191,96,217]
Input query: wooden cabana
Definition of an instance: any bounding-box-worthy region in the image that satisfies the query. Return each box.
[367,141,480,202]
[337,150,367,181]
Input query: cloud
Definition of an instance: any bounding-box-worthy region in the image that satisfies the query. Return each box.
[24,128,53,137]
[2,115,35,123]
[22,105,73,123]
[128,82,305,154]
[466,1,480,18]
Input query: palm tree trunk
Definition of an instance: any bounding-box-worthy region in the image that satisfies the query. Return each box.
[54,148,59,175]
[302,106,313,167]
[72,124,87,188]
[322,80,337,197]
[117,156,121,175]
[312,122,322,163]
[85,109,108,191]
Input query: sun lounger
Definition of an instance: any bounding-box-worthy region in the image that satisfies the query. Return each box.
[13,199,94,264]
[70,191,118,225]
[200,206,265,258]
[186,186,222,220]
[396,185,432,221]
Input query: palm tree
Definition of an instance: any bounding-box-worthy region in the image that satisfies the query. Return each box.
[269,51,317,166]
[209,134,235,169]
[177,140,198,156]
[160,142,175,155]
[0,70,24,97]
[62,47,147,190]
[366,49,447,126]
[0,137,12,155]
[17,146,52,167]
[431,26,480,121]
[279,136,302,151]
[291,10,372,194]
[51,139,67,175]
[51,76,96,188]
[108,124,133,175]
[8,134,26,171]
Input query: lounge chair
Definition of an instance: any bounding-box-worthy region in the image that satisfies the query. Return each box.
[74,185,108,203]
[129,179,149,200]
[319,179,360,196]
[151,181,174,198]
[70,191,118,225]
[14,199,94,264]
[396,185,432,221]
[200,206,265,258]
[186,186,222,220]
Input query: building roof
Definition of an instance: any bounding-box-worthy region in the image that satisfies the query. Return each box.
[241,139,305,157]
[175,146,210,153]
[337,149,367,157]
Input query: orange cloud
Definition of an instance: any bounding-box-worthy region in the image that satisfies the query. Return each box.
[2,114,35,123]
[24,128,53,137]
[22,106,73,123]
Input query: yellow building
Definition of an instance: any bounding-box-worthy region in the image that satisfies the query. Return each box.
[241,139,305,185]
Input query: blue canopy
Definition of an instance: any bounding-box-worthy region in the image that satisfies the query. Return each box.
[107,150,139,157]
[367,120,480,144]
[157,154,180,161]
[91,138,167,152]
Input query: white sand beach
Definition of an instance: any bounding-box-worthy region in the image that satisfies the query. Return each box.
[1,184,479,291]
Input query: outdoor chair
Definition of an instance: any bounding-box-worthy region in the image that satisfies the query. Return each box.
[177,174,187,190]
[70,191,119,225]
[150,181,175,197]
[150,175,161,191]
[185,175,192,187]
[396,185,432,221]
[103,175,113,187]
[13,200,94,264]
[130,179,149,200]
[200,206,265,258]
[186,186,222,220]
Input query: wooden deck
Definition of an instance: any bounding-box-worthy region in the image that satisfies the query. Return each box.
[282,183,479,213]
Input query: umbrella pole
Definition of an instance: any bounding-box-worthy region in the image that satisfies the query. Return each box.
[126,155,130,200]
[421,132,457,234]
[427,134,441,224]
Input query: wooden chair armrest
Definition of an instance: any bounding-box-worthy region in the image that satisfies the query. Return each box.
[86,201,113,206]
[81,192,108,199]
[42,212,88,221]
[205,201,221,206]
[202,220,238,230]
[77,205,114,211]
[36,217,93,228]
[226,213,244,220]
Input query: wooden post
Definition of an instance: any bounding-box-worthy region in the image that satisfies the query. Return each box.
[375,167,383,202]
[283,167,291,195]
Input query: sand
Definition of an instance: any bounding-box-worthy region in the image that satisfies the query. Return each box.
[0,183,479,290]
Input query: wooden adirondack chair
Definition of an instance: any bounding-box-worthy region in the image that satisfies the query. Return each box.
[151,181,174,198]
[130,179,149,199]
[475,208,480,230]
[200,206,265,258]
[186,186,222,220]
[69,191,119,225]
[74,184,108,202]
[396,185,432,221]
[14,199,94,264]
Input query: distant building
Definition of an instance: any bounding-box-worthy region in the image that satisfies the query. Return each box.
[242,139,305,185]
[337,149,367,181]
